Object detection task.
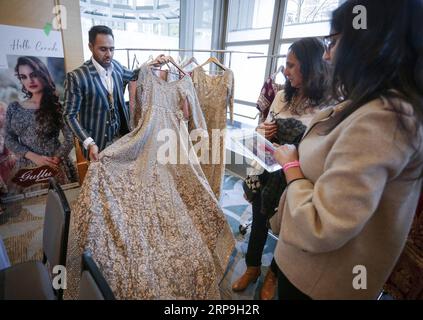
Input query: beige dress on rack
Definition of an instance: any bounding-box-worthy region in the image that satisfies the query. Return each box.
[191,67,234,200]
[66,63,235,300]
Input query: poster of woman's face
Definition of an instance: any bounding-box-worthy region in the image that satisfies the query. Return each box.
[0,54,78,201]
[1,55,65,102]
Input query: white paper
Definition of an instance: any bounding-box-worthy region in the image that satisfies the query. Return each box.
[231,131,282,173]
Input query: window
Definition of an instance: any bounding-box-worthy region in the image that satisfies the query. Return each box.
[225,0,276,128]
[80,0,180,63]
[274,42,292,85]
[284,0,338,25]
[226,45,268,104]
[227,0,275,42]
[281,0,340,39]
[135,0,156,6]
[192,0,214,63]
[114,0,130,5]
[225,0,343,128]
[275,0,342,87]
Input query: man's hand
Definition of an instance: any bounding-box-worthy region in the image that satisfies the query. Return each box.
[88,143,99,162]
[151,54,167,66]
[256,121,278,140]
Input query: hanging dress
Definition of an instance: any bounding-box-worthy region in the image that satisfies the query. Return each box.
[191,66,234,199]
[66,63,235,300]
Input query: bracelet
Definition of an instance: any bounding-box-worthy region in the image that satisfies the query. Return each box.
[287,178,307,187]
[282,160,300,173]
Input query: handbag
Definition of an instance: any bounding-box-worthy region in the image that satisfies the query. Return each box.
[242,118,307,219]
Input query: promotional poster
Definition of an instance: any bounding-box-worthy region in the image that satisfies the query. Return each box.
[0,24,78,203]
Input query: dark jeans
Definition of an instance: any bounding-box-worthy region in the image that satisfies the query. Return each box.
[246,196,311,300]
[245,196,278,274]
[277,265,312,300]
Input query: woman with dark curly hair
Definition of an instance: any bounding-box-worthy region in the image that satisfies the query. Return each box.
[232,37,330,300]
[5,56,77,190]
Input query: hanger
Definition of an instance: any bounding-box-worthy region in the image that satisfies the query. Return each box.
[167,56,188,76]
[181,56,199,69]
[148,55,187,77]
[199,56,227,71]
[131,54,140,70]
[271,65,285,81]
[151,67,182,78]
[146,54,154,64]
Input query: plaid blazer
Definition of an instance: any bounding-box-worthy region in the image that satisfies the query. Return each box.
[63,59,136,157]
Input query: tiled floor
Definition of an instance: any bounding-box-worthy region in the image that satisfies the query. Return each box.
[219,174,277,300]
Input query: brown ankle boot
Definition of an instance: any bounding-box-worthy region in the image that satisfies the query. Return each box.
[232,266,261,292]
[260,269,277,300]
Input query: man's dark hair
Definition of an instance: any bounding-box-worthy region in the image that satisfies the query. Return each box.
[89,25,114,44]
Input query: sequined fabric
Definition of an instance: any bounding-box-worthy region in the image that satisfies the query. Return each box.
[191,67,234,199]
[66,64,235,300]
[4,102,78,194]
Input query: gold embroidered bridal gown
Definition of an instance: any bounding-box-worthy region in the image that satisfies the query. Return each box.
[66,64,235,300]
[191,67,234,199]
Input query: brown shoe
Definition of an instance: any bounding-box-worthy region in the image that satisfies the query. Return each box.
[260,269,277,300]
[232,266,261,292]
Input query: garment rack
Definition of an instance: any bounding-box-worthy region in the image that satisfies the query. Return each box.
[116,48,265,69]
[248,54,287,81]
[118,48,267,122]
[247,54,287,59]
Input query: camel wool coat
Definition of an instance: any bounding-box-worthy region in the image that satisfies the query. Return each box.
[270,97,423,299]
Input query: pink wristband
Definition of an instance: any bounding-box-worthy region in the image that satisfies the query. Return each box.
[283,160,300,172]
